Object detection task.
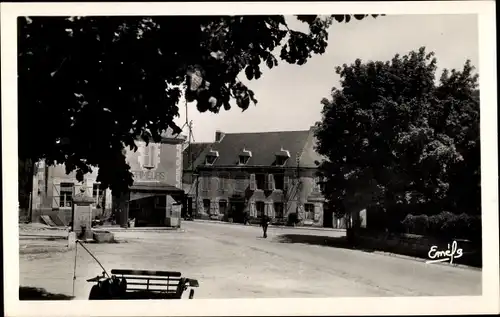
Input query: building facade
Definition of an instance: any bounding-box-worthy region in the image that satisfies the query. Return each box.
[30,129,185,227]
[113,130,185,227]
[183,127,337,228]
[30,160,113,225]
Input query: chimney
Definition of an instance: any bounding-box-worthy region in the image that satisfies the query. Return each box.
[215,130,225,142]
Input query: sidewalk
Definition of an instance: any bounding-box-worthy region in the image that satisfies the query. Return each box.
[97,226,182,233]
[192,218,346,232]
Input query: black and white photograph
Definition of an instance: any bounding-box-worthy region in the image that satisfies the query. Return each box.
[2,1,498,316]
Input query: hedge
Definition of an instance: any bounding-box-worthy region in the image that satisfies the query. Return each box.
[401,211,481,242]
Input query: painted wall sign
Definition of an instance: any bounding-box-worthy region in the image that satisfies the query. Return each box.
[125,140,182,188]
[131,170,166,181]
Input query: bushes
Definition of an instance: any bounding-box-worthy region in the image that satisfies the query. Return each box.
[402,211,481,242]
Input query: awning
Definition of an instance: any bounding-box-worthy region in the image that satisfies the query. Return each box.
[129,192,158,201]
[130,182,185,193]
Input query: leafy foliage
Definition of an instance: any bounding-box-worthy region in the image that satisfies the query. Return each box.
[18,14,380,195]
[315,47,480,226]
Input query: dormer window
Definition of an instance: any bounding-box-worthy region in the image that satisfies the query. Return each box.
[238,147,252,165]
[276,156,288,166]
[239,156,250,165]
[205,150,219,165]
[275,147,291,166]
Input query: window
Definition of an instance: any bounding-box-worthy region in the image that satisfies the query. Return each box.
[274,174,284,190]
[256,201,265,218]
[218,172,229,193]
[255,174,266,190]
[143,144,156,169]
[239,155,250,165]
[274,202,284,219]
[276,156,288,166]
[92,183,104,208]
[304,203,315,220]
[234,173,246,193]
[59,183,74,208]
[201,173,211,192]
[205,155,217,165]
[203,199,211,213]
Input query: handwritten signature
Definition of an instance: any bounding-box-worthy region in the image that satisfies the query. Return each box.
[426,241,463,264]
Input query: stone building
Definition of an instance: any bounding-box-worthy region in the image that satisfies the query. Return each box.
[30,160,112,225]
[113,129,185,227]
[29,129,185,227]
[183,127,336,227]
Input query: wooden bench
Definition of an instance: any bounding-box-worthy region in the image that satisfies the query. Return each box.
[112,269,198,299]
[88,269,199,300]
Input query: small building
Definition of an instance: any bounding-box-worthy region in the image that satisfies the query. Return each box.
[183,127,338,228]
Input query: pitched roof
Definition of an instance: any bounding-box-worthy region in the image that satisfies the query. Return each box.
[183,142,213,170]
[191,127,322,168]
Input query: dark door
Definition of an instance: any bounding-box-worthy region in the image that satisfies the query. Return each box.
[229,200,245,223]
[323,203,333,228]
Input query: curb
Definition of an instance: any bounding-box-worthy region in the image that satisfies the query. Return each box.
[192,219,346,232]
[19,234,68,240]
[97,227,183,233]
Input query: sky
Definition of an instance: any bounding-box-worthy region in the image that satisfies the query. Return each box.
[175,14,479,143]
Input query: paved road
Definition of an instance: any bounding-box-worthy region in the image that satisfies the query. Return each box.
[19,221,481,299]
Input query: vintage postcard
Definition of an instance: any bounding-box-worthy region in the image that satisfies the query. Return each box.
[1,1,498,316]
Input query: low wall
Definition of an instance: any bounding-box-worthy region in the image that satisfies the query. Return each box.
[31,207,105,226]
[355,230,482,267]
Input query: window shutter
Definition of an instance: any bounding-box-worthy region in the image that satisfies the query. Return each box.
[52,183,60,208]
[150,145,155,167]
[268,202,275,218]
[313,205,320,221]
[249,201,256,217]
[143,145,150,167]
[214,201,220,215]
[249,174,256,191]
[225,174,230,192]
[267,174,275,191]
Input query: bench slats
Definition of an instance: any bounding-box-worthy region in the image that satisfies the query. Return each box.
[126,288,178,293]
[111,269,182,277]
[118,276,181,282]
[127,282,179,287]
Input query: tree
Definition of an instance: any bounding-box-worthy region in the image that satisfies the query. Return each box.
[314,47,480,228]
[18,14,381,196]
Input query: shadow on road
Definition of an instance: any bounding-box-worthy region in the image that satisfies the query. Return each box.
[19,286,74,300]
[274,234,482,268]
[273,234,375,253]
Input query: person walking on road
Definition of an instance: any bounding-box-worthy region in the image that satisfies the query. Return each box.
[260,214,270,238]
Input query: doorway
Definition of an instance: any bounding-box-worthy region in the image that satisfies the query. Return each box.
[229,200,245,223]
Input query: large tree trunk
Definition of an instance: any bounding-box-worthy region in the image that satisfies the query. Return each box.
[18,158,35,207]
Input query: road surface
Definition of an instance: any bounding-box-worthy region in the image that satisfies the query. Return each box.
[19,221,481,299]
